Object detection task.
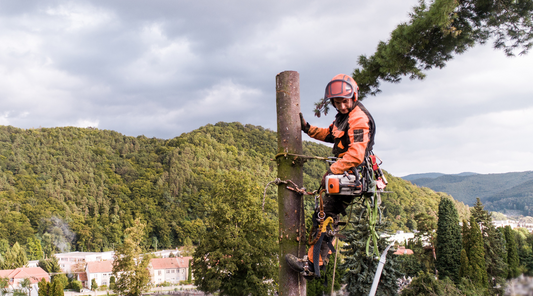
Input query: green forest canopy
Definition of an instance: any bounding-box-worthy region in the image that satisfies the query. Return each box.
[0,123,468,254]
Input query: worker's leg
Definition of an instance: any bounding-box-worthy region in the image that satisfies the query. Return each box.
[286,194,356,276]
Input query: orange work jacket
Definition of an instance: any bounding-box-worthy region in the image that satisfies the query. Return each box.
[307,101,375,174]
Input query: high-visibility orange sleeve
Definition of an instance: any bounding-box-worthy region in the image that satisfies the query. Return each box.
[308,124,334,143]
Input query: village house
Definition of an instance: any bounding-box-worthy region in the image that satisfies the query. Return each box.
[0,267,49,296]
[149,257,192,285]
[85,260,114,288]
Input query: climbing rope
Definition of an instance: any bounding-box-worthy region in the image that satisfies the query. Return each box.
[273,152,331,162]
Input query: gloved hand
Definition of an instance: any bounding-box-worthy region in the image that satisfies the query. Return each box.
[299,113,310,134]
[321,168,332,188]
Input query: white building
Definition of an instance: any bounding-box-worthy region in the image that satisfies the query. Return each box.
[149,257,192,285]
[86,261,114,288]
[493,220,533,231]
[54,251,114,274]
[493,220,518,229]
[382,231,415,244]
[149,249,181,258]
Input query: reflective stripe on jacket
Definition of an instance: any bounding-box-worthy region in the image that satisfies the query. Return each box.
[307,101,375,174]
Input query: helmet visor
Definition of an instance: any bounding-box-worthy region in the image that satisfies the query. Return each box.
[324,79,355,100]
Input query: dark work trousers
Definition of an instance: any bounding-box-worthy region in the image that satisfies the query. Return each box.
[312,194,356,269]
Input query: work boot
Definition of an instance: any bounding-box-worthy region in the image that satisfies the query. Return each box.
[285,254,305,273]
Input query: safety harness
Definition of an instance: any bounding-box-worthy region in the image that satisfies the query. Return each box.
[303,152,388,278]
[268,151,388,279]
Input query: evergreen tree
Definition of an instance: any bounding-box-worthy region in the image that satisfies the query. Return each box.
[91,279,98,291]
[340,213,403,296]
[466,216,488,288]
[436,197,462,283]
[461,219,470,256]
[459,249,471,278]
[503,226,520,278]
[109,276,116,290]
[192,171,278,296]
[112,218,152,296]
[187,259,192,284]
[470,198,508,289]
[37,278,50,296]
[51,277,64,296]
[459,218,471,280]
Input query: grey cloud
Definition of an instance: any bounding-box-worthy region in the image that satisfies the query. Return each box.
[1,0,531,176]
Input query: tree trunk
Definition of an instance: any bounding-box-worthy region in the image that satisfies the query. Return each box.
[276,71,306,296]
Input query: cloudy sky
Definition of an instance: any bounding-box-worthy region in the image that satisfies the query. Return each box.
[0,0,532,177]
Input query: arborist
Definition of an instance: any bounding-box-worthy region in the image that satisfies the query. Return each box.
[285,73,377,278]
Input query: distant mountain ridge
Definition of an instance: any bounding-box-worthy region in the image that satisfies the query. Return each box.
[403,171,533,214]
[402,172,478,181]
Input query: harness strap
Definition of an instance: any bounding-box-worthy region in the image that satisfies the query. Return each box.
[313,232,325,278]
[327,240,336,254]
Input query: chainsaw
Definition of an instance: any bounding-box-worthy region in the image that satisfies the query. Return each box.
[325,171,362,196]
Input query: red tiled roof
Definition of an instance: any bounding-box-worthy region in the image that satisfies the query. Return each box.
[0,268,49,284]
[86,261,113,273]
[0,270,11,277]
[393,247,414,255]
[78,272,88,281]
[176,257,192,267]
[151,257,192,270]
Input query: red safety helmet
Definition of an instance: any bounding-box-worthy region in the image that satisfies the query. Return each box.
[324,74,359,103]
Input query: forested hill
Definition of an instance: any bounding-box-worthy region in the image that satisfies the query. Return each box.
[0,123,468,256]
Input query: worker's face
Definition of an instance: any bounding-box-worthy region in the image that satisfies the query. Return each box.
[333,97,353,114]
